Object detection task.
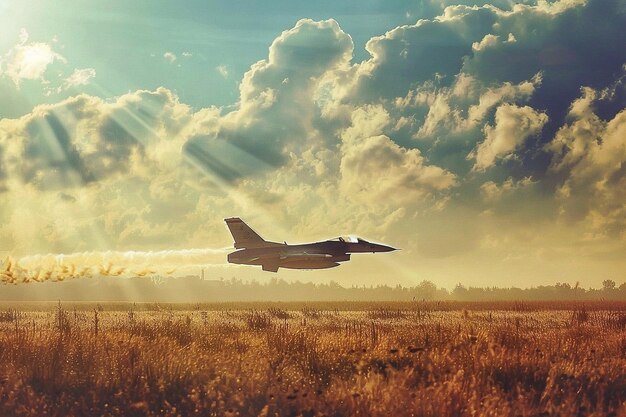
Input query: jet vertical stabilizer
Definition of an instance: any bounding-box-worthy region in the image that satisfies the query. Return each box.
[225,217,281,249]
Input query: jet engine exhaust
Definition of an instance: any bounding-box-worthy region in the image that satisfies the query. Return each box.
[0,248,230,285]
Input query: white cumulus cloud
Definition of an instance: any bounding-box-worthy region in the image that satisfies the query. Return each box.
[472,34,499,51]
[163,52,177,63]
[1,29,66,87]
[216,65,228,78]
[546,87,626,236]
[470,104,548,171]
[58,68,96,92]
[341,106,457,205]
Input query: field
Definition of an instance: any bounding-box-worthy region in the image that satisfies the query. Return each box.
[0,301,625,417]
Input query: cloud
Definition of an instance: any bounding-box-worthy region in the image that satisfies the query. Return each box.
[302,0,626,190]
[0,87,223,254]
[470,104,548,171]
[46,68,98,94]
[461,0,625,118]
[63,68,96,88]
[546,87,626,237]
[216,65,228,78]
[0,29,101,96]
[397,72,541,140]
[163,52,177,63]
[340,106,457,204]
[0,87,194,191]
[188,18,354,180]
[18,28,29,44]
[1,29,66,87]
[347,18,474,102]
[333,0,623,157]
[472,34,499,51]
[480,176,534,201]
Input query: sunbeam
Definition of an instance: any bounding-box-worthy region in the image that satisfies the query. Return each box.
[182,137,291,239]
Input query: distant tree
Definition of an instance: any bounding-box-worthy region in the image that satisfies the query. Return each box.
[452,283,468,300]
[416,280,437,300]
[603,279,617,291]
[329,280,342,289]
[435,287,451,299]
[554,282,573,299]
[555,282,572,290]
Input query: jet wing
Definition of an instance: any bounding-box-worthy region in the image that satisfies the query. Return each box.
[238,256,261,263]
[280,252,332,260]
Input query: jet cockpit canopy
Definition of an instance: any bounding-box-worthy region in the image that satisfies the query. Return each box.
[332,236,361,243]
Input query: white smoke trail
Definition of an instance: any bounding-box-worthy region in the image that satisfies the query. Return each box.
[1,248,231,284]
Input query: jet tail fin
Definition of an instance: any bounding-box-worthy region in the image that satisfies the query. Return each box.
[224,217,278,249]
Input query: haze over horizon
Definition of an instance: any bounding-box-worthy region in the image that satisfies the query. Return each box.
[1,0,625,291]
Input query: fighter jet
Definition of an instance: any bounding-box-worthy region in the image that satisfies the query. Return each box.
[225,217,397,272]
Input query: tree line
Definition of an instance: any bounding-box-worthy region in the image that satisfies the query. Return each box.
[0,275,624,302]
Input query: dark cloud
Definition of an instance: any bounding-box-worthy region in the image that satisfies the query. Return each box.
[58,192,76,202]
[464,0,626,146]
[349,19,478,102]
[335,0,626,188]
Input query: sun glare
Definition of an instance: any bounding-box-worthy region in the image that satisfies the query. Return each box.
[8,42,61,84]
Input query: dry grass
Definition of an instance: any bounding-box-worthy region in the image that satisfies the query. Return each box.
[0,302,625,417]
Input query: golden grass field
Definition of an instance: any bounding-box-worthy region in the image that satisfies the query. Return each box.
[0,301,625,417]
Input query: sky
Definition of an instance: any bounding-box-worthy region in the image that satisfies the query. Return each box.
[0,0,625,290]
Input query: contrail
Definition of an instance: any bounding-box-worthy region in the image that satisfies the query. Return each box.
[1,248,231,284]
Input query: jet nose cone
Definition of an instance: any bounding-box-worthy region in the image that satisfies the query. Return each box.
[375,244,397,252]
